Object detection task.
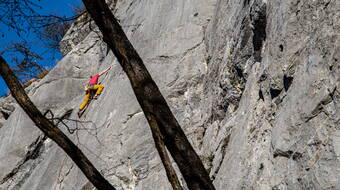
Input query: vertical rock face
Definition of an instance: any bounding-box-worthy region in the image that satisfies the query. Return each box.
[0,0,339,189]
[201,0,339,189]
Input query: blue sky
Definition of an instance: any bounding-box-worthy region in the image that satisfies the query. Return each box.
[0,0,83,96]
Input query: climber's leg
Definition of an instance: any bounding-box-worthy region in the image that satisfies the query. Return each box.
[93,84,104,96]
[79,92,91,111]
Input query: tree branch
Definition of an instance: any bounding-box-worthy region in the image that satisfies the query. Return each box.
[149,115,184,190]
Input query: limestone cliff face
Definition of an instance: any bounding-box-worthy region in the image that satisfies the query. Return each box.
[0,0,339,189]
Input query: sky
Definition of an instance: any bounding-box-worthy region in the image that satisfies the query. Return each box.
[0,0,83,97]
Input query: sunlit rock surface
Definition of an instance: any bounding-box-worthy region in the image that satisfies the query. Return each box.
[0,0,339,189]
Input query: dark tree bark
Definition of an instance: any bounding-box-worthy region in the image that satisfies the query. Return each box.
[149,118,183,190]
[0,56,115,190]
[81,1,215,189]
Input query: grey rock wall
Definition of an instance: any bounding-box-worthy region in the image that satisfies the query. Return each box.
[0,95,15,126]
[0,0,339,189]
[201,0,339,189]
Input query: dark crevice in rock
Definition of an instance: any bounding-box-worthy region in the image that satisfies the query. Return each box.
[0,135,47,185]
[0,102,15,119]
[273,149,303,161]
[206,55,212,65]
[83,39,100,54]
[130,23,143,33]
[304,88,336,122]
[324,1,331,8]
[279,44,284,52]
[243,0,250,7]
[251,3,267,62]
[283,75,294,91]
[259,89,264,101]
[0,110,10,120]
[240,17,251,50]
[329,87,336,101]
[126,1,135,13]
[220,103,229,113]
[235,66,244,79]
[259,163,264,170]
[211,134,231,180]
[259,73,267,82]
[304,109,324,123]
[270,88,282,99]
[329,65,333,71]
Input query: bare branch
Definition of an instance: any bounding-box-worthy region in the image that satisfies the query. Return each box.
[1,41,46,81]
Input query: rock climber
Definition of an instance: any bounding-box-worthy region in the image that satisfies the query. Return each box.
[78,66,111,116]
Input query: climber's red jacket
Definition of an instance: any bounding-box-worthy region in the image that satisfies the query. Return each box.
[88,74,100,85]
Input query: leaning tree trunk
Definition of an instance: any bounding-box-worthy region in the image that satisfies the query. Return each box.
[149,118,183,190]
[0,56,115,190]
[81,1,215,189]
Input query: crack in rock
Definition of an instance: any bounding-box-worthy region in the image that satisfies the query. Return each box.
[57,163,75,186]
[303,88,336,122]
[156,39,204,61]
[273,149,303,161]
[211,134,231,180]
[0,135,47,185]
[123,109,143,124]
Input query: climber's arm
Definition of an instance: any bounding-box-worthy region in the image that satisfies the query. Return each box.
[99,66,111,76]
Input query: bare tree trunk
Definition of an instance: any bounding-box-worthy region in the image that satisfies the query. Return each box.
[0,56,115,190]
[81,1,215,189]
[149,117,183,190]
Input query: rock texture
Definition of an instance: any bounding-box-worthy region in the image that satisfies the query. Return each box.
[0,95,15,127]
[0,0,339,189]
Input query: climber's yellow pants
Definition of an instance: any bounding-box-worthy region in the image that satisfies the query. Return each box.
[79,85,104,111]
